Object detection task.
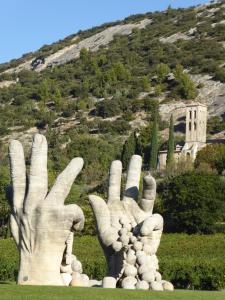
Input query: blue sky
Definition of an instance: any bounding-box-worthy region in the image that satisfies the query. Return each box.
[0,0,208,64]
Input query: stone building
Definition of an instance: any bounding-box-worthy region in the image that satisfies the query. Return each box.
[158,103,207,170]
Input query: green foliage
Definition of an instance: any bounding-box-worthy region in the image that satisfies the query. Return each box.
[195,144,225,175]
[121,132,140,169]
[158,172,225,234]
[207,116,225,134]
[149,115,158,170]
[173,64,197,99]
[166,114,174,166]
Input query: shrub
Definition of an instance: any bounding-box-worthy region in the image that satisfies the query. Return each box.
[195,144,225,175]
[158,172,225,233]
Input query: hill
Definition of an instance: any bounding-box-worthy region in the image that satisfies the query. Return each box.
[0,1,225,222]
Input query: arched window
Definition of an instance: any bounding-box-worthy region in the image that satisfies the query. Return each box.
[194,110,197,118]
[189,111,192,119]
[194,122,197,130]
[189,122,191,131]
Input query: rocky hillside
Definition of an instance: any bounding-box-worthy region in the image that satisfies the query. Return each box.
[0,0,224,182]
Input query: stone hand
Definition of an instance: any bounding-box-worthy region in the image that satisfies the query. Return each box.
[89,155,173,290]
[9,134,84,285]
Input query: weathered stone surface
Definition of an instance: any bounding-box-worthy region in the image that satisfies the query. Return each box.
[89,155,173,290]
[8,134,85,285]
[102,277,117,288]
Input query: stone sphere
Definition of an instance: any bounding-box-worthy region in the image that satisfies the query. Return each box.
[136,280,149,290]
[162,281,174,291]
[71,259,82,273]
[155,271,162,282]
[61,273,72,286]
[126,251,136,265]
[112,241,123,252]
[120,234,129,246]
[137,253,147,265]
[80,274,89,287]
[121,276,137,289]
[124,264,138,277]
[142,271,155,283]
[134,241,143,251]
[151,281,164,291]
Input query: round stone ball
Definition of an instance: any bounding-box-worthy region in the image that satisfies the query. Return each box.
[112,241,123,252]
[124,264,138,277]
[136,280,149,290]
[142,271,155,283]
[150,281,164,291]
[71,259,83,273]
[61,273,72,286]
[162,281,174,291]
[121,276,137,289]
[133,241,143,251]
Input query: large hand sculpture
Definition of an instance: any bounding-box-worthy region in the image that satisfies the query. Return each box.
[8,134,84,285]
[89,155,173,291]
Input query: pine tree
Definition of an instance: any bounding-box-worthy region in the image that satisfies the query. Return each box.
[121,132,138,169]
[150,115,158,170]
[167,114,175,166]
[54,88,62,111]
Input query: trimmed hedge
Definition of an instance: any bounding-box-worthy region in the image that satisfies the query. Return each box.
[0,234,225,290]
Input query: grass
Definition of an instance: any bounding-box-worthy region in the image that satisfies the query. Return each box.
[0,285,225,300]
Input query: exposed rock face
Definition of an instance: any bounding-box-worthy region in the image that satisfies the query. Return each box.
[0,80,16,88]
[159,32,192,44]
[89,155,173,291]
[159,74,225,122]
[3,19,152,74]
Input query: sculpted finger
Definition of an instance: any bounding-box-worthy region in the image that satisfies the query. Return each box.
[89,195,118,246]
[123,155,142,201]
[10,214,19,246]
[9,139,26,210]
[108,160,122,204]
[140,174,156,213]
[46,157,84,205]
[64,204,85,231]
[26,134,48,210]
[140,214,163,236]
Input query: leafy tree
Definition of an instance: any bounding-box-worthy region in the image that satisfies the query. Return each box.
[54,88,62,111]
[155,63,170,83]
[95,99,121,118]
[166,114,174,166]
[40,79,50,107]
[159,171,225,233]
[121,131,139,169]
[195,144,225,175]
[150,115,158,170]
[173,64,197,99]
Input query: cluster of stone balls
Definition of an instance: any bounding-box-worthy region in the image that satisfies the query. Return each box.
[110,218,174,291]
[60,255,101,287]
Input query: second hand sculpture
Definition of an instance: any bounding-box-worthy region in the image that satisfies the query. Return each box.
[89,155,174,290]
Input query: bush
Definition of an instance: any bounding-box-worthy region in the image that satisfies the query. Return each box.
[158,172,225,233]
[195,144,225,174]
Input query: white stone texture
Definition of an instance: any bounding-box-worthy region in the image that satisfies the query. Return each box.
[8,134,85,285]
[89,155,173,290]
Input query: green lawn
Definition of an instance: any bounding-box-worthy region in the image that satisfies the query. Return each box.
[0,285,224,300]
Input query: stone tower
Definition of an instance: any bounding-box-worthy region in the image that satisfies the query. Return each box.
[182,103,207,159]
